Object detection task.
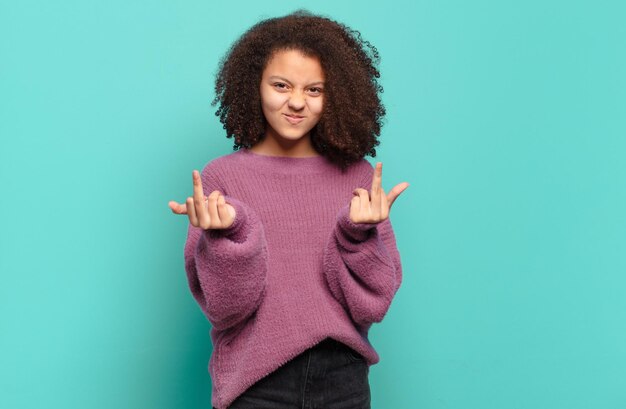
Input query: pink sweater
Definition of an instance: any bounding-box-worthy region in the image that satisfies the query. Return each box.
[183,148,403,409]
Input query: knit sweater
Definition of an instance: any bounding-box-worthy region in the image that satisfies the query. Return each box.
[183,148,403,409]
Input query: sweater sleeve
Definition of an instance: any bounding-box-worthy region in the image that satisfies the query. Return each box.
[183,165,269,331]
[322,167,403,327]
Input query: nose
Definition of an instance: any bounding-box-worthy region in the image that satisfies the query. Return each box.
[287,91,305,111]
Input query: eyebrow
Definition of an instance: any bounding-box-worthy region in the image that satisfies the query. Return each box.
[268,76,325,86]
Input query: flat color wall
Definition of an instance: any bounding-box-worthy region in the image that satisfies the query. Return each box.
[1,1,625,408]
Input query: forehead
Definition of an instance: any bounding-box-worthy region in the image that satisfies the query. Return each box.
[262,49,325,81]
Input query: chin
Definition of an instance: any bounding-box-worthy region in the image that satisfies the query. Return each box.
[276,129,311,141]
[281,133,308,141]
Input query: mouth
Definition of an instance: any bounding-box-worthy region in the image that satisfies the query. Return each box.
[283,113,305,124]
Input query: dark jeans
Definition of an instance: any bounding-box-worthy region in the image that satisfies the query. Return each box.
[214,337,371,409]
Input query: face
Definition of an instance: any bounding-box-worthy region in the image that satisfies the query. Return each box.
[259,48,325,146]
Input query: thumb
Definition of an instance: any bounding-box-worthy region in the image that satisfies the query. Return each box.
[387,182,409,208]
[168,201,188,215]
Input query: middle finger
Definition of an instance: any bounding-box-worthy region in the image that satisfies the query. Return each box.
[371,162,382,193]
[192,170,205,204]
[192,170,210,227]
[371,163,382,215]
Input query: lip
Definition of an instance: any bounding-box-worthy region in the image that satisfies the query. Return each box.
[283,113,305,124]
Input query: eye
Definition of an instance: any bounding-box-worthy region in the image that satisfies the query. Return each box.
[308,87,323,95]
[273,82,288,90]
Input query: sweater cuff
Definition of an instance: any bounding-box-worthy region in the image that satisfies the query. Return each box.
[336,204,378,242]
[203,196,249,243]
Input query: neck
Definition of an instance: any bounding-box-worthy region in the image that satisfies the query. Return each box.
[250,130,319,158]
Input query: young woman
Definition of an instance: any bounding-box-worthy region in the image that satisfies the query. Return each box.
[169,9,409,409]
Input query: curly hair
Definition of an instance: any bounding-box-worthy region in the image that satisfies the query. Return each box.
[211,9,386,170]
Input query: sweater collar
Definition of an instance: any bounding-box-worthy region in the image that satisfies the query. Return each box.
[236,148,334,174]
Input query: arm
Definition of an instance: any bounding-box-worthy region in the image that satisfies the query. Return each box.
[183,167,269,331]
[322,170,403,327]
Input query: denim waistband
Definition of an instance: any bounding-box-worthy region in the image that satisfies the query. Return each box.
[311,337,346,351]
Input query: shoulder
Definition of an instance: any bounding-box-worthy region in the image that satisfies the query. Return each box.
[350,157,374,185]
[340,157,372,174]
[199,150,244,186]
[201,150,243,174]
[354,157,374,172]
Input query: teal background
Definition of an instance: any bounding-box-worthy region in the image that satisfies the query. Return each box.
[1,0,625,408]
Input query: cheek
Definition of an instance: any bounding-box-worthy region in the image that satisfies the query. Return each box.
[309,97,324,117]
[261,89,288,111]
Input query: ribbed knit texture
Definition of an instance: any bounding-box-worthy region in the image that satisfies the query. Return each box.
[183,148,403,409]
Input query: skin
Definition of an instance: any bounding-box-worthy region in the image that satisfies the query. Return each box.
[168,48,409,228]
[168,170,236,230]
[250,48,325,158]
[352,162,408,224]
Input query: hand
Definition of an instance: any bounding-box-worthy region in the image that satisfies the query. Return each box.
[350,162,409,224]
[168,170,236,230]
